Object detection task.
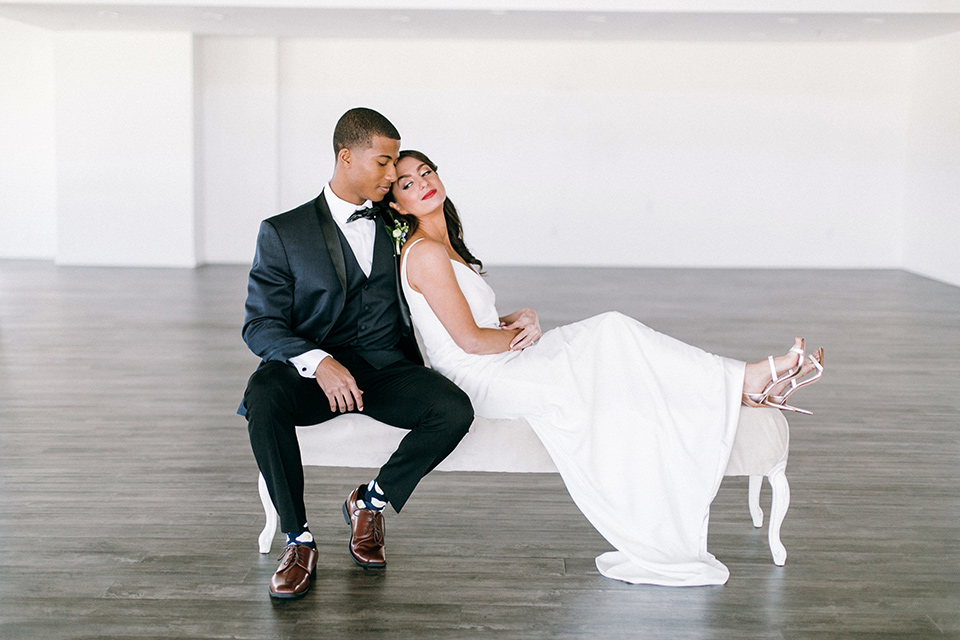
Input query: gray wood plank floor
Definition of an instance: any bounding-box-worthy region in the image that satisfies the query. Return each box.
[1,261,958,639]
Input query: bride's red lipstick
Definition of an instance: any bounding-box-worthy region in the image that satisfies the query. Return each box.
[422,189,437,201]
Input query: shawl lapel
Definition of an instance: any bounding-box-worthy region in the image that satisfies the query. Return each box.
[373,217,413,334]
[313,193,347,294]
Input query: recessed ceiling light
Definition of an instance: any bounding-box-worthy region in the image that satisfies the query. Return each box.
[777,17,800,25]
[97,10,120,18]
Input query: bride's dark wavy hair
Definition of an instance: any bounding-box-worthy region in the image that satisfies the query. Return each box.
[383,149,484,274]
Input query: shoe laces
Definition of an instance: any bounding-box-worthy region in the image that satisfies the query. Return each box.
[362,512,384,545]
[277,543,305,568]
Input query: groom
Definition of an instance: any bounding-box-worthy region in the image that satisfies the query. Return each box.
[240,107,473,599]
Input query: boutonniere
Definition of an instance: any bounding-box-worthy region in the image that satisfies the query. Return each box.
[388,220,410,256]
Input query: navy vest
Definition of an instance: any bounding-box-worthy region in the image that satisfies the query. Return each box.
[319,221,405,369]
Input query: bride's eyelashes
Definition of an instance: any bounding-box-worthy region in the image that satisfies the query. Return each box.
[399,170,433,191]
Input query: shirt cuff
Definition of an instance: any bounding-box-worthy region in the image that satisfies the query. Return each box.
[289,349,330,379]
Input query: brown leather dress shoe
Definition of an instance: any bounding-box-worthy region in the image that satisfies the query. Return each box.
[269,543,318,599]
[342,484,386,568]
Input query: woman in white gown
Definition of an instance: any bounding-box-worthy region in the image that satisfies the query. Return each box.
[387,150,824,587]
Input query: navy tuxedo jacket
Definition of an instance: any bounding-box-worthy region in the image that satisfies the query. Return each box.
[239,193,421,415]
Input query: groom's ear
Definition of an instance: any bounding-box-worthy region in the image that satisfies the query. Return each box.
[337,147,352,168]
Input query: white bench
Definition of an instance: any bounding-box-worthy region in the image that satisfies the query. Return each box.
[257,407,791,565]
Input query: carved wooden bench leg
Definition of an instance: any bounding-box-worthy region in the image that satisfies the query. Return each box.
[257,473,278,555]
[766,461,790,566]
[746,467,790,565]
[748,475,764,528]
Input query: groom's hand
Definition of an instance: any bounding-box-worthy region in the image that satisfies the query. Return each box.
[314,357,364,413]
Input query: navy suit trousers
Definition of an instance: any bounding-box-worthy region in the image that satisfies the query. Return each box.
[243,354,472,533]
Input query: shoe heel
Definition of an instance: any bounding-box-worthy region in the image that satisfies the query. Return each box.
[766,399,813,415]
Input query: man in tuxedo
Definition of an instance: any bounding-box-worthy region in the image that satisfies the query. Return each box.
[240,107,473,599]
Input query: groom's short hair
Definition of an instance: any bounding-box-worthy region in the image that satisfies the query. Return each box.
[333,108,400,154]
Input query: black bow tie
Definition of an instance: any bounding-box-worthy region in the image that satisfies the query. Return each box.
[347,205,378,223]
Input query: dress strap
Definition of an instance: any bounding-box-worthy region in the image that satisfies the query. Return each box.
[400,237,427,287]
[405,237,427,252]
[401,237,427,268]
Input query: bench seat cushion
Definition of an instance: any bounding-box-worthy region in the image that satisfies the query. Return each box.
[296,406,787,475]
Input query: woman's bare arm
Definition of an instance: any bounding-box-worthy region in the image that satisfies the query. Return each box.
[405,239,519,354]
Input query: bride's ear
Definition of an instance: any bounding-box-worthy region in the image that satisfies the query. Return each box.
[389,202,409,216]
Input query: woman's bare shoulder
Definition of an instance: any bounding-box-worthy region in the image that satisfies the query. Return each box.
[404,236,449,268]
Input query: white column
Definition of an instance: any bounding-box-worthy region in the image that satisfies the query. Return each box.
[905,32,960,287]
[55,31,197,267]
[196,36,279,265]
[0,17,56,259]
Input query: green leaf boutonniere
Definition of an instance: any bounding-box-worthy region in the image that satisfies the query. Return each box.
[388,220,410,256]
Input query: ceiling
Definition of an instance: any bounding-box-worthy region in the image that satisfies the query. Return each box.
[2,1,960,41]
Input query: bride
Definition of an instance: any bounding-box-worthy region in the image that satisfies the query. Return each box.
[386,150,824,586]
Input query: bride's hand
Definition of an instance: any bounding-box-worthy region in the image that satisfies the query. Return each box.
[500,308,541,350]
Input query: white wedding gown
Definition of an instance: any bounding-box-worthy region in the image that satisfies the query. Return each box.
[401,239,746,586]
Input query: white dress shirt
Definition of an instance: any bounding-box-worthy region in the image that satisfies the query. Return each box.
[288,186,376,379]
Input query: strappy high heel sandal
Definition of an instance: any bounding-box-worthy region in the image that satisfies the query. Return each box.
[764,348,824,415]
[742,340,806,408]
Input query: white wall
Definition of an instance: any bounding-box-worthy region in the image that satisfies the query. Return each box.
[203,38,911,268]
[2,25,955,280]
[904,31,960,288]
[0,17,56,259]
[55,31,197,267]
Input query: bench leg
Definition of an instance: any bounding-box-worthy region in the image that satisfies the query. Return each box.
[767,461,790,566]
[748,475,764,527]
[257,473,278,554]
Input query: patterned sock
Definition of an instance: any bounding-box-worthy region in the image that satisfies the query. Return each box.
[285,527,316,549]
[356,479,387,511]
